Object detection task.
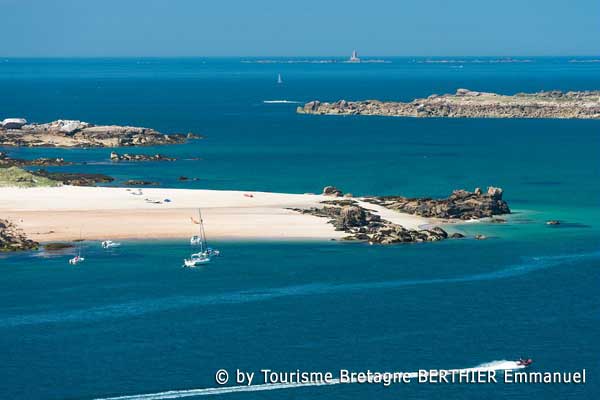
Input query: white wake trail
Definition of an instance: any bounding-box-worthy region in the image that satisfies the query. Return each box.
[93,360,525,400]
[262,100,302,104]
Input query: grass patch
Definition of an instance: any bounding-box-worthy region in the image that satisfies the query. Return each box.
[0,166,61,188]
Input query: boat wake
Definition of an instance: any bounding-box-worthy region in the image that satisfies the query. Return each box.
[92,360,525,400]
[263,100,302,104]
[1,251,598,328]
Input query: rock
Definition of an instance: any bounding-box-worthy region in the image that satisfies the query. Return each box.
[474,187,482,195]
[123,179,159,186]
[290,203,449,245]
[546,220,561,225]
[0,152,71,167]
[474,234,488,240]
[33,169,114,186]
[322,186,343,197]
[0,219,38,252]
[487,186,503,199]
[178,176,189,181]
[336,206,367,228]
[109,152,176,162]
[55,120,89,134]
[44,242,74,251]
[343,193,353,198]
[450,232,465,238]
[363,186,510,220]
[1,118,27,129]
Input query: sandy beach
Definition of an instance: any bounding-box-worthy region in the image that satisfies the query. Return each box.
[0,186,431,242]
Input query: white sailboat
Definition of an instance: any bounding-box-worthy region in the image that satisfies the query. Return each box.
[277,73,283,84]
[69,233,85,265]
[185,209,219,267]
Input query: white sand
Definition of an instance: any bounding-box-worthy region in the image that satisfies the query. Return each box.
[0,186,431,242]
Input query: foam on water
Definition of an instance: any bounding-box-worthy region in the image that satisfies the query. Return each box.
[92,360,525,400]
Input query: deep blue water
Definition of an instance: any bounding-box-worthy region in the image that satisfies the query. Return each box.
[0,57,599,399]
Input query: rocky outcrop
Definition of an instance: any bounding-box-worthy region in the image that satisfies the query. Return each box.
[322,185,343,197]
[44,242,74,251]
[0,119,200,147]
[290,204,450,245]
[0,152,71,167]
[110,152,176,162]
[1,118,27,129]
[33,169,114,186]
[363,186,510,220]
[297,89,600,119]
[0,219,38,252]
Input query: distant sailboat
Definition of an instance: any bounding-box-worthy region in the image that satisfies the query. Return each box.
[277,73,283,84]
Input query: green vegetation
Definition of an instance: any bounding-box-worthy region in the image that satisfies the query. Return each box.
[0,166,61,188]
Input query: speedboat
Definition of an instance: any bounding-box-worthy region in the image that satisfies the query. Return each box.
[183,252,211,268]
[68,255,85,265]
[516,358,533,367]
[101,240,121,249]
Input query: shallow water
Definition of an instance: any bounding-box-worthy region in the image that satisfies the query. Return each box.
[0,57,599,399]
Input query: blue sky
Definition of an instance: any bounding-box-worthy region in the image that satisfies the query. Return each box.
[2,0,598,57]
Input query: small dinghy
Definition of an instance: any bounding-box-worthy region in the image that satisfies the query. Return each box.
[101,240,121,249]
[183,252,211,268]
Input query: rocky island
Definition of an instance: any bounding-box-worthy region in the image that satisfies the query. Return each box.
[297,89,600,119]
[290,185,510,244]
[0,118,200,147]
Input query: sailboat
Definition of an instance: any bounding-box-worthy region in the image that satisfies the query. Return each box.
[277,73,283,84]
[185,209,219,267]
[69,232,85,265]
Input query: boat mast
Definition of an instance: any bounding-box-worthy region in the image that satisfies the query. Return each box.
[198,209,207,253]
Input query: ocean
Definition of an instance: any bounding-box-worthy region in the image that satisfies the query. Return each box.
[1,57,599,399]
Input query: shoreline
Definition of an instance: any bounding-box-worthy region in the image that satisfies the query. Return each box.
[0,186,434,243]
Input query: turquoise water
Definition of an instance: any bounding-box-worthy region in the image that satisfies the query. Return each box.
[0,58,599,399]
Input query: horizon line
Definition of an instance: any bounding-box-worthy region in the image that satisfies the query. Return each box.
[1,54,599,59]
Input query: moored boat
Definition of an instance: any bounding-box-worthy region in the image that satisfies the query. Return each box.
[185,209,219,267]
[101,240,121,249]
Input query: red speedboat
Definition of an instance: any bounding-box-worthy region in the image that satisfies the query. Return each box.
[516,358,533,367]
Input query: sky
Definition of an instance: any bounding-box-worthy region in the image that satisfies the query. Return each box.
[1,0,599,57]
